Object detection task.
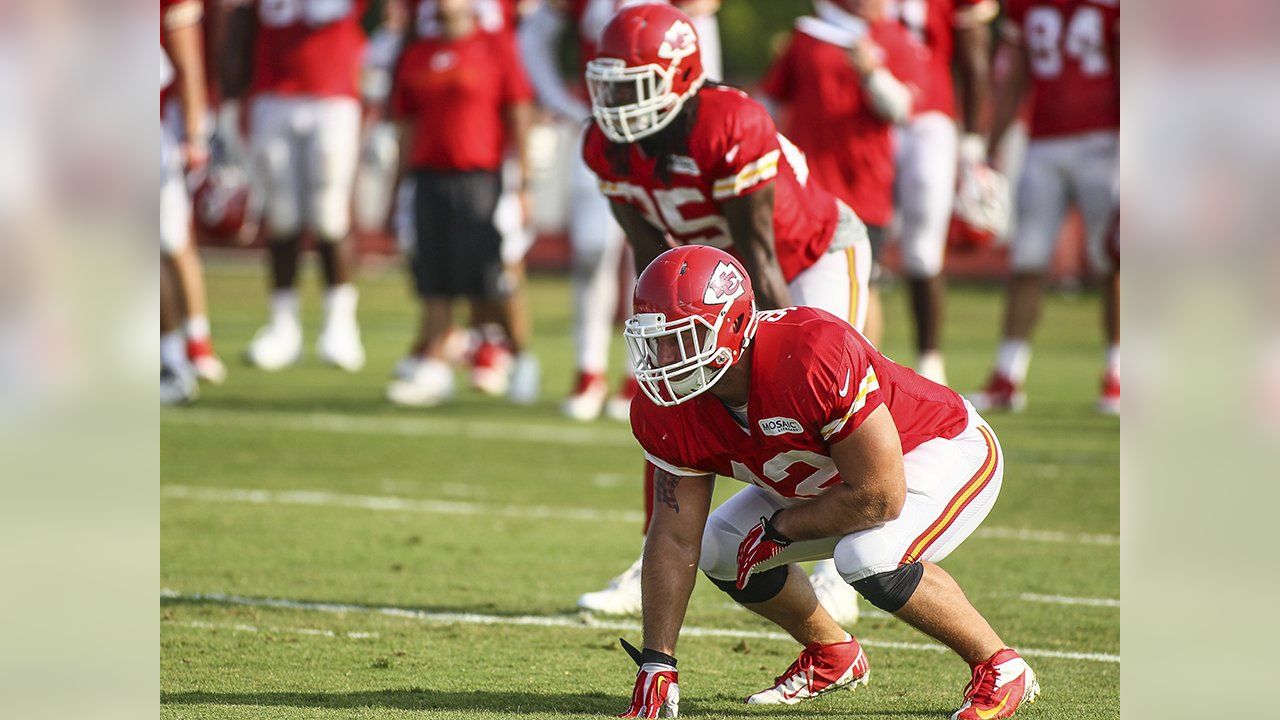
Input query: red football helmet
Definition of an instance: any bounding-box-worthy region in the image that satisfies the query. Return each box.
[624,246,758,406]
[585,2,706,143]
[193,162,250,240]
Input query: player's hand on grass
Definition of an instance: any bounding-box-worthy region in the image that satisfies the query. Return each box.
[619,639,679,718]
[735,511,792,589]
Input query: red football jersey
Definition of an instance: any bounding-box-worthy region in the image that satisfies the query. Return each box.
[761,21,920,227]
[391,30,533,171]
[249,0,369,99]
[1003,0,1119,138]
[582,85,839,284]
[886,0,996,118]
[631,306,969,500]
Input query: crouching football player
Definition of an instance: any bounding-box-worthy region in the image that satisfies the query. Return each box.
[618,245,1038,719]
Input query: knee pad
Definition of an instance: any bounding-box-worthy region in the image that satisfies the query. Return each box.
[704,565,787,605]
[850,561,924,613]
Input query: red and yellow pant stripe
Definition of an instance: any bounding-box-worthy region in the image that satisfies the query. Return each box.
[899,425,1000,565]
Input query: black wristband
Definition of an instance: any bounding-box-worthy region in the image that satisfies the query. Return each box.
[641,648,678,668]
[762,510,793,546]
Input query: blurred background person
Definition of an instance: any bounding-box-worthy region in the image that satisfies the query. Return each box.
[384,0,542,403]
[385,0,535,407]
[518,0,722,422]
[161,0,225,404]
[221,0,369,373]
[969,0,1119,414]
[886,0,995,385]
[760,0,919,348]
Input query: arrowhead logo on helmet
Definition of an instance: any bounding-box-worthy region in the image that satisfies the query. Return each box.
[658,20,698,61]
[703,262,744,306]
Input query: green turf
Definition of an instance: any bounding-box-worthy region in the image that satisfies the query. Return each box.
[161,259,1119,719]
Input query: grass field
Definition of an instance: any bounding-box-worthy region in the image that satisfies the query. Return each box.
[161,258,1119,719]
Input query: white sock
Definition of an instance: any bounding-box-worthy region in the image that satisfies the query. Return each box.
[323,284,359,326]
[995,339,1032,384]
[161,330,187,370]
[916,350,947,385]
[183,315,210,342]
[270,289,300,327]
[1106,345,1120,377]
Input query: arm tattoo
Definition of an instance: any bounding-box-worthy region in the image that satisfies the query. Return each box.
[654,469,681,513]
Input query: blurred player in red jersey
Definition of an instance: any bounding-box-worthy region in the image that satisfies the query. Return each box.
[161,0,227,404]
[886,0,997,385]
[616,245,1037,719]
[375,0,542,403]
[221,0,370,373]
[576,3,871,626]
[383,0,535,407]
[969,0,1119,414]
[519,0,723,422]
[761,0,921,348]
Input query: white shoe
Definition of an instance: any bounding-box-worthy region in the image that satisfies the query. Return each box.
[605,378,640,422]
[577,555,643,615]
[562,372,608,421]
[809,561,859,626]
[508,353,541,405]
[160,365,199,405]
[916,351,948,386]
[392,355,421,381]
[191,353,227,385]
[386,359,455,407]
[245,320,302,371]
[317,321,366,372]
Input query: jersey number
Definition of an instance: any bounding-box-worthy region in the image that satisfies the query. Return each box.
[732,451,840,499]
[259,0,352,28]
[1024,5,1111,79]
[608,182,732,247]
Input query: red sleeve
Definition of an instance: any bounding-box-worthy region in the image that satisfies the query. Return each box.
[706,93,783,201]
[759,37,795,104]
[808,324,884,445]
[389,46,417,119]
[498,32,533,105]
[630,403,711,478]
[581,124,614,181]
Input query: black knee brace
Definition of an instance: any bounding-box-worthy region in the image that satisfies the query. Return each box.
[705,565,788,605]
[851,562,924,612]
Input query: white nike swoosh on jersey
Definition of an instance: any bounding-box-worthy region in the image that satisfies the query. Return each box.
[725,144,740,163]
[838,370,851,397]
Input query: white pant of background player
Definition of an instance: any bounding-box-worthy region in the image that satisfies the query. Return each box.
[245,93,364,372]
[698,402,1003,589]
[1009,131,1119,275]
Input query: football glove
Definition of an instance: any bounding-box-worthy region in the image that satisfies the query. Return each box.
[735,511,792,590]
[619,638,679,718]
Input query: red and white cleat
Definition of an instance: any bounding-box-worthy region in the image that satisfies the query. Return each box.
[562,371,608,421]
[746,635,869,705]
[952,649,1039,720]
[470,340,513,396]
[606,377,640,422]
[967,372,1026,413]
[1097,372,1120,415]
[186,337,226,385]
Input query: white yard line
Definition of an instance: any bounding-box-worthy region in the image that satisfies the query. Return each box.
[166,618,379,639]
[162,408,639,448]
[163,484,1120,547]
[1019,593,1120,608]
[160,589,1119,664]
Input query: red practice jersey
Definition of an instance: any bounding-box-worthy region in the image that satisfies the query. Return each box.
[886,0,996,118]
[632,306,969,499]
[582,85,840,283]
[249,0,369,99]
[391,30,532,171]
[761,21,921,227]
[1003,0,1119,138]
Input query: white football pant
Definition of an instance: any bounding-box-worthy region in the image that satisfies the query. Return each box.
[893,111,958,279]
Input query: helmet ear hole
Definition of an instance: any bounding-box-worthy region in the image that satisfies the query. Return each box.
[731,313,744,333]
